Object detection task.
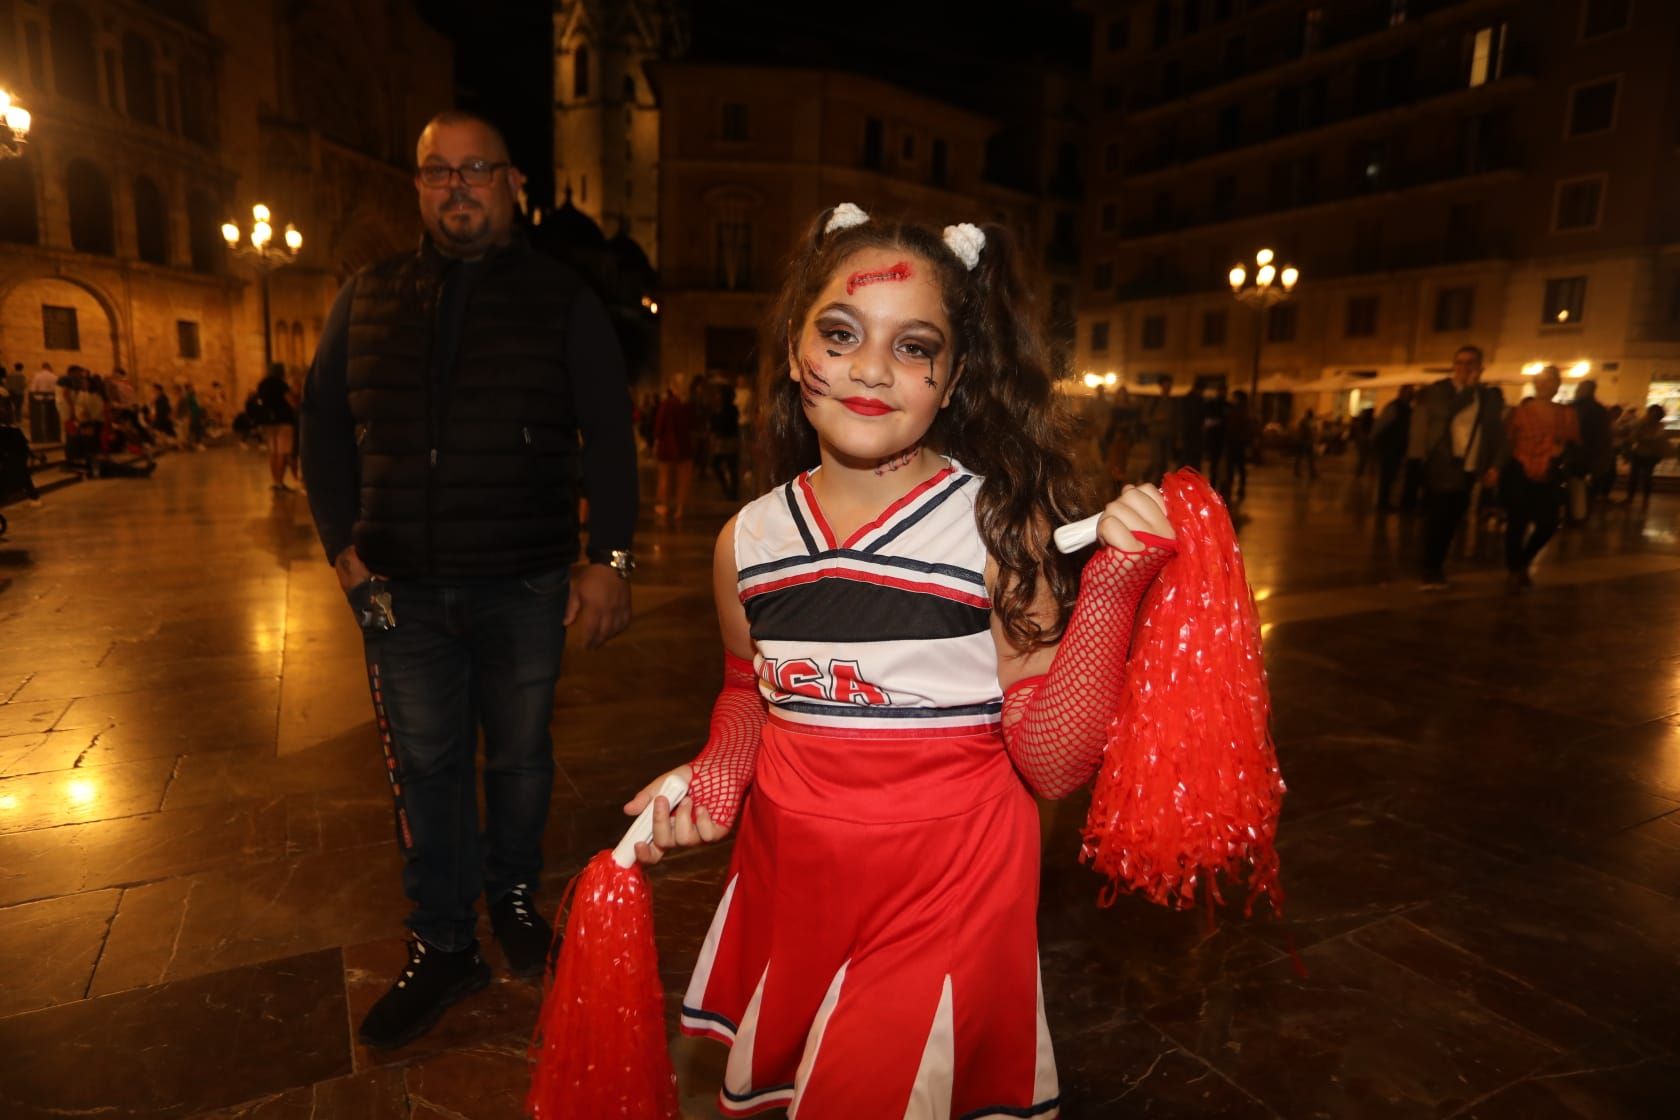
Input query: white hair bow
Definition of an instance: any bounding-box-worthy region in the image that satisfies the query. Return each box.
[824,203,870,235]
[943,223,985,270]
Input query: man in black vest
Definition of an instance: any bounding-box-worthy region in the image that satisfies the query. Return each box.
[301,110,637,1048]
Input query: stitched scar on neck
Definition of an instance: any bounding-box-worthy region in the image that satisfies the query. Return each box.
[846,261,912,295]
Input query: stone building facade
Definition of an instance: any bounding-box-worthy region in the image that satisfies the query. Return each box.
[0,0,451,407]
[647,61,1081,389]
[1078,0,1680,416]
[552,0,676,268]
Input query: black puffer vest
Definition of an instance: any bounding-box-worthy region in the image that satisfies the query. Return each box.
[346,236,583,579]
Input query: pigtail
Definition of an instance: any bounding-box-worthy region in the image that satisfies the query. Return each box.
[936,224,1092,649]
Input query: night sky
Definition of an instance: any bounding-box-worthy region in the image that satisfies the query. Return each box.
[416,0,1090,206]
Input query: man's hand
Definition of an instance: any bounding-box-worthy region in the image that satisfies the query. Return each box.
[1481,467,1500,489]
[566,563,631,648]
[333,545,377,595]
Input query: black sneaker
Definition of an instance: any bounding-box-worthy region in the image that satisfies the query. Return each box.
[489,883,554,980]
[357,938,490,1049]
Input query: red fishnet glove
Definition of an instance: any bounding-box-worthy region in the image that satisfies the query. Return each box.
[1001,533,1178,798]
[686,651,768,831]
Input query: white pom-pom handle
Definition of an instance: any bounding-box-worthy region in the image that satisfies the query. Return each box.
[1054,513,1103,554]
[611,773,691,868]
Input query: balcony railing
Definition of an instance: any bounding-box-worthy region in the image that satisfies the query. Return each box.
[1119,146,1522,242]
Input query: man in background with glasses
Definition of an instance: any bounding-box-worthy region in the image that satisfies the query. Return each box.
[301,109,638,1048]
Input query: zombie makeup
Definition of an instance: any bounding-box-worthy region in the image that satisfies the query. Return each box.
[845,260,912,295]
[798,353,833,408]
[874,442,922,476]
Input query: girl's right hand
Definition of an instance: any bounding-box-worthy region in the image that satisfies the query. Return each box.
[1096,483,1175,552]
[622,765,730,865]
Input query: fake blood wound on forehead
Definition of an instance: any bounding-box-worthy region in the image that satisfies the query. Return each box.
[845,261,912,295]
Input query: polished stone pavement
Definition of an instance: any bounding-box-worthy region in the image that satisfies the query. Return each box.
[2,448,1679,1118]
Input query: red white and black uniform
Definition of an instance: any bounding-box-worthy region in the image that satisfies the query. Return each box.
[681,460,1060,1119]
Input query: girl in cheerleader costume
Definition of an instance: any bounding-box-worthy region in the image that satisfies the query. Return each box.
[624,204,1179,1119]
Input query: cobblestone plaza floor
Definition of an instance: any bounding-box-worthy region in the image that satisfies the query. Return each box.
[1,448,1678,1117]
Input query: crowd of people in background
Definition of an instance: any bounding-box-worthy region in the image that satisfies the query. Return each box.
[1081,345,1675,594]
[0,354,310,511]
[633,371,755,523]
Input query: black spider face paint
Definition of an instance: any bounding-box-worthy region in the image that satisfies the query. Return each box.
[923,355,938,391]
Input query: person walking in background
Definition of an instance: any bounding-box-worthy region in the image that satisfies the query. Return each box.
[301,110,638,1048]
[1102,386,1141,494]
[1293,409,1318,480]
[1221,388,1252,502]
[1502,366,1580,592]
[177,382,207,450]
[255,363,299,491]
[1201,385,1227,484]
[5,363,24,429]
[1572,381,1613,512]
[29,361,62,444]
[1373,385,1415,512]
[1409,344,1507,590]
[1145,376,1179,480]
[147,381,175,444]
[653,376,698,522]
[1351,406,1376,477]
[1625,404,1670,511]
[708,380,741,501]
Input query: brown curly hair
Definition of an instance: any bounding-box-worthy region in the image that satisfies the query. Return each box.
[757,208,1095,650]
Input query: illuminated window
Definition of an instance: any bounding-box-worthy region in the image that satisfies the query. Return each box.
[1467,24,1507,88]
[1542,276,1587,326]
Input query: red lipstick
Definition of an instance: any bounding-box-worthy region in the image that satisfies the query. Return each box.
[839,397,892,416]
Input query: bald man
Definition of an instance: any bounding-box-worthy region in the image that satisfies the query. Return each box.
[301,110,639,1047]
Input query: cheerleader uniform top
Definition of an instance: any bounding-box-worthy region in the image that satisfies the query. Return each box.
[680,458,1061,1119]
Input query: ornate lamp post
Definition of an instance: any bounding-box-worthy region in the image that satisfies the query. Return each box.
[1227,247,1300,407]
[221,203,303,371]
[0,88,33,158]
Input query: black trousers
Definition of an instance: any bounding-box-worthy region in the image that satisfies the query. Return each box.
[1376,451,1404,508]
[1504,471,1562,573]
[1421,478,1472,576]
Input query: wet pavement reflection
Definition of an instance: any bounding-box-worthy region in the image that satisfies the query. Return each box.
[2,450,1678,1117]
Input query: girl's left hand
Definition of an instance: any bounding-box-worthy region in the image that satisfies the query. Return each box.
[1096,483,1174,552]
[623,765,728,865]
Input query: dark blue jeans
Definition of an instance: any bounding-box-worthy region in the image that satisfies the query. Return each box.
[360,567,569,951]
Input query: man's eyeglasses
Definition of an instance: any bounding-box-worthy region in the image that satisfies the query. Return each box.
[416,160,509,188]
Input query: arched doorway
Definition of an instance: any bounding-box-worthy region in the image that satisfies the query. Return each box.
[0,274,123,376]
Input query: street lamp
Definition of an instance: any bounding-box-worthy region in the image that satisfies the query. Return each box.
[222,202,303,372]
[0,89,32,159]
[1228,246,1301,416]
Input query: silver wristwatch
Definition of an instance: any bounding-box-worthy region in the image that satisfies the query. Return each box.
[604,549,636,580]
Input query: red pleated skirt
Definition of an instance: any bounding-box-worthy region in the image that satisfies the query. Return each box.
[679,722,1060,1119]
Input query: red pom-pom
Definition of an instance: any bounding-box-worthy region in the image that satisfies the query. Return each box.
[1080,468,1286,916]
[527,851,679,1119]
